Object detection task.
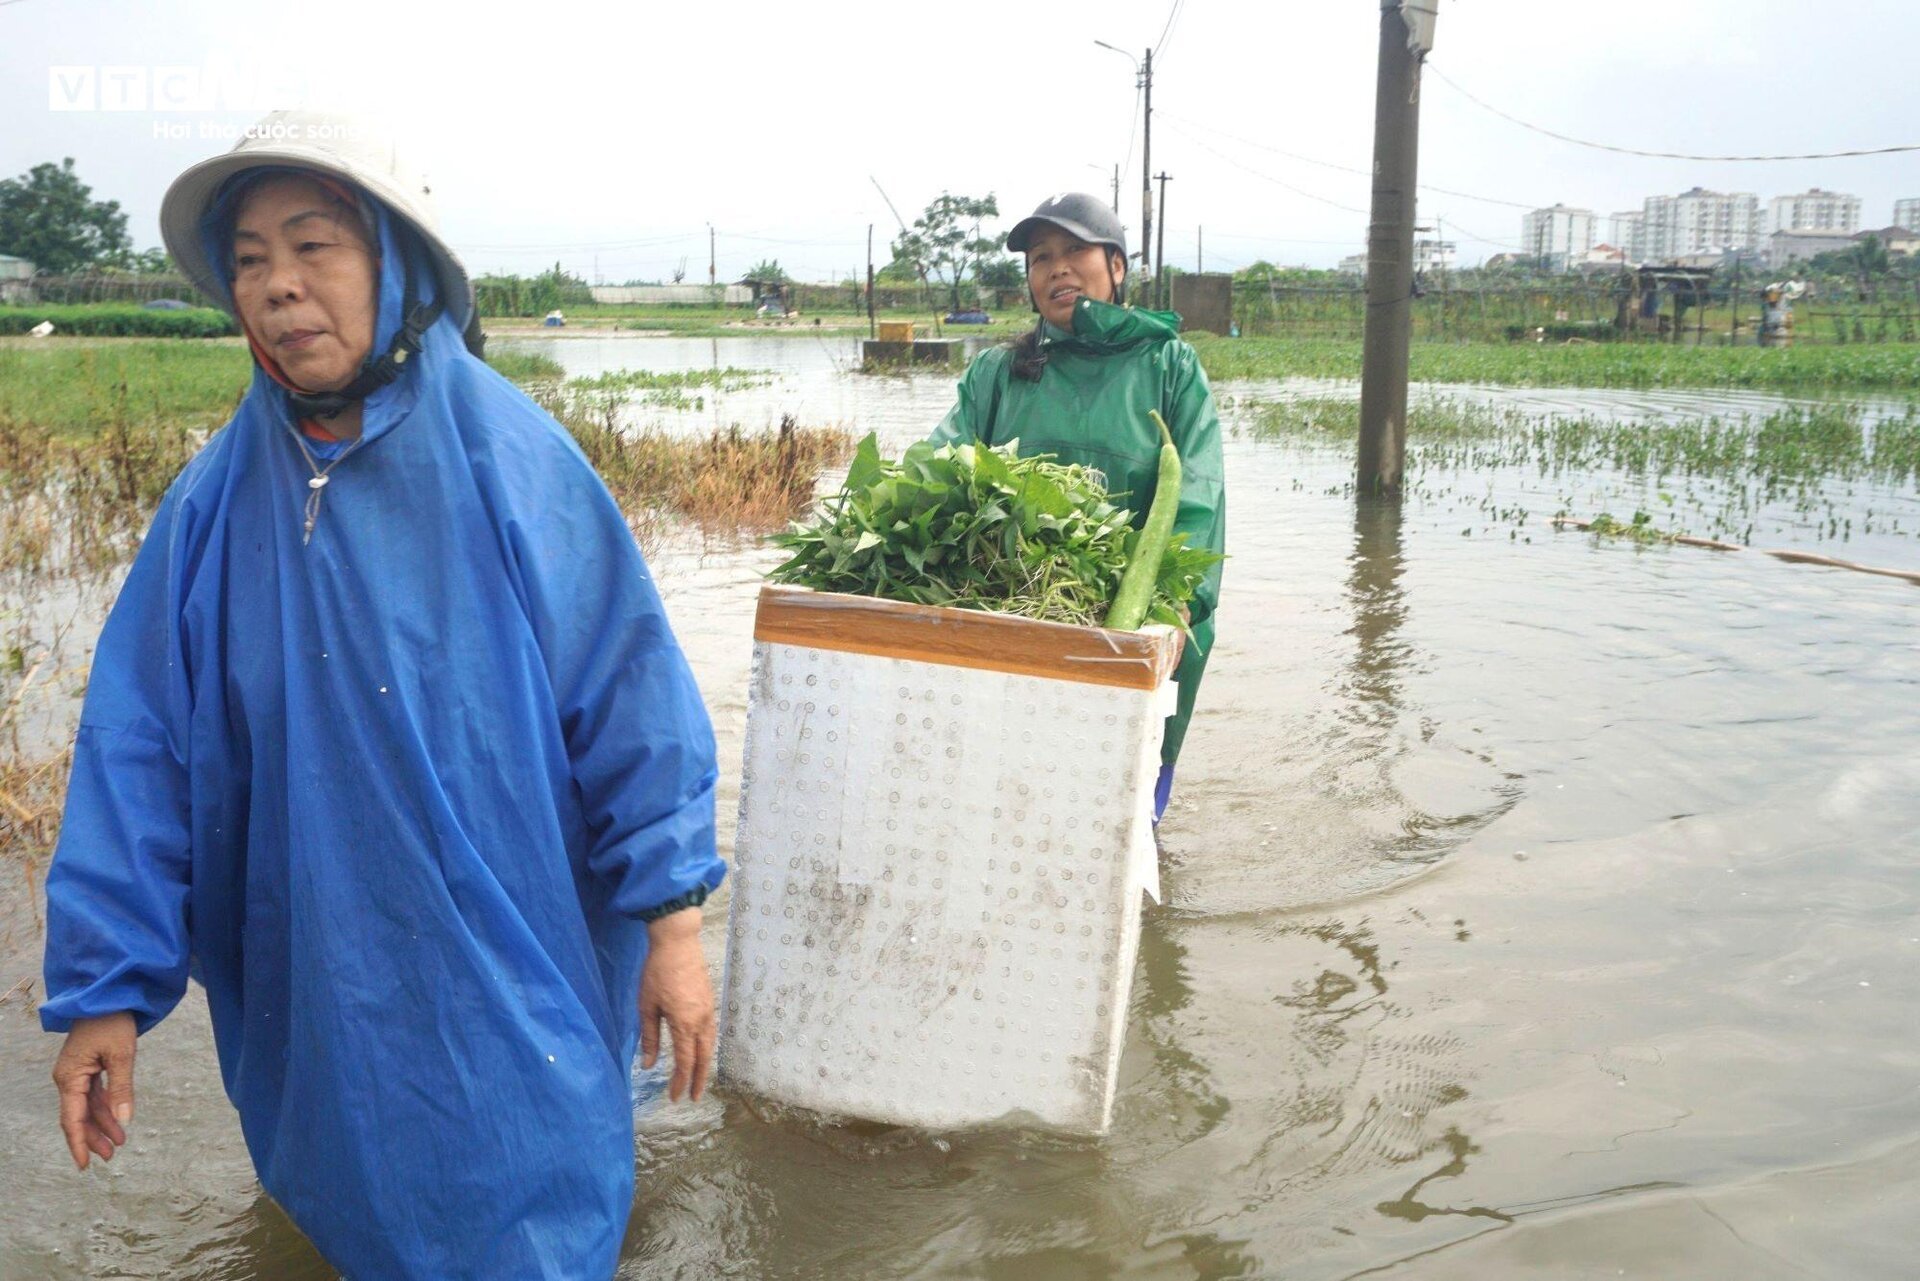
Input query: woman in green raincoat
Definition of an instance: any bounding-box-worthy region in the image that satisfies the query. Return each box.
[930,193,1225,819]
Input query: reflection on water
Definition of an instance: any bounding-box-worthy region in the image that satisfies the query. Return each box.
[1345,496,1411,722]
[1376,1129,1510,1226]
[5,339,1918,1278]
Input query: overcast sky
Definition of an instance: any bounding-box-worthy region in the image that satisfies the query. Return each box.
[4,0,1916,280]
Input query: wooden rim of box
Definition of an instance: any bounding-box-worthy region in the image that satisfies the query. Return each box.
[753,585,1182,691]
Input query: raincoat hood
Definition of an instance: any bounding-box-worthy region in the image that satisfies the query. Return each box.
[200,172,444,452]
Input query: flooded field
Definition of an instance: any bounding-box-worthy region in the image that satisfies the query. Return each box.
[2,335,1917,1278]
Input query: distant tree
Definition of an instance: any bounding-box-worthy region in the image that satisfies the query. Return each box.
[890,193,1012,312]
[744,258,789,283]
[470,262,592,317]
[975,254,1023,290]
[876,247,923,285]
[1850,234,1890,302]
[0,158,131,274]
[101,246,175,275]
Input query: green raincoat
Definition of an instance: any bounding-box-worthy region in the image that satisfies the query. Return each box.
[931,298,1226,766]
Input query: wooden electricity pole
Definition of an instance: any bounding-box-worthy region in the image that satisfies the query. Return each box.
[1358,0,1438,496]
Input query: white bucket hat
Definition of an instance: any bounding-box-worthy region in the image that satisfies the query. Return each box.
[159,110,475,335]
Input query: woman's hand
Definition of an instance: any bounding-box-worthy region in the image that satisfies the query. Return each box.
[52,1012,137,1169]
[639,908,717,1102]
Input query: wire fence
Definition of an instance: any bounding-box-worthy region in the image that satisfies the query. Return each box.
[10,273,1919,345]
[1232,278,1920,346]
[4,273,219,308]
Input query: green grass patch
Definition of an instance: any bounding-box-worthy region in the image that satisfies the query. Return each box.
[484,350,567,384]
[1189,334,1920,391]
[0,303,237,338]
[0,340,249,438]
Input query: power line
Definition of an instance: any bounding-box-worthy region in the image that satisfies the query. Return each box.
[1161,111,1539,210]
[1164,121,1369,215]
[1155,0,1186,62]
[1438,217,1524,253]
[1120,82,1143,194]
[460,231,700,251]
[1427,62,1920,162]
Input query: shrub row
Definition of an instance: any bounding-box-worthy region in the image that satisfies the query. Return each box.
[0,304,237,338]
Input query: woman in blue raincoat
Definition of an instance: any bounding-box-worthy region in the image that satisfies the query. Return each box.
[41,112,725,1279]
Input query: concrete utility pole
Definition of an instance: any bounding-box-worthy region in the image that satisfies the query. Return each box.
[708,224,716,294]
[1142,48,1154,276]
[1095,41,1154,284]
[1358,0,1438,496]
[1154,172,1172,309]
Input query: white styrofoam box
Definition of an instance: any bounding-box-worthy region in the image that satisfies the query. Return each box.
[719,588,1179,1134]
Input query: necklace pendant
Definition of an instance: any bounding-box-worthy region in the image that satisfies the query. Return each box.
[308,475,329,490]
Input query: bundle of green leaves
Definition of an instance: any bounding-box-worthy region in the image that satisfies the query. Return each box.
[768,433,1216,630]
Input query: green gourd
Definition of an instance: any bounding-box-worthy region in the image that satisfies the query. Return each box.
[1103,409,1181,631]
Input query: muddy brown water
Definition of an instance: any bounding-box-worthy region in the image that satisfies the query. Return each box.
[2,336,1916,1278]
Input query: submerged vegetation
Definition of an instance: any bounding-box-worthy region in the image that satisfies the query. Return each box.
[565,366,775,412]
[1239,394,1920,547]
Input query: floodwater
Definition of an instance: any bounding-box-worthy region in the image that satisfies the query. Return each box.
[2,335,1917,1278]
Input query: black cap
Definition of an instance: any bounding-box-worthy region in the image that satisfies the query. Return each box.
[1006,192,1128,257]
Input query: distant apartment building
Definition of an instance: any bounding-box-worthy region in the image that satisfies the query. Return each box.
[1766,188,1861,236]
[1337,252,1368,276]
[1608,211,1646,262]
[1521,204,1595,271]
[1894,198,1920,231]
[1640,188,1760,260]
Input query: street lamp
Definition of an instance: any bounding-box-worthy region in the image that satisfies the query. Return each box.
[1093,39,1138,72]
[1093,40,1152,269]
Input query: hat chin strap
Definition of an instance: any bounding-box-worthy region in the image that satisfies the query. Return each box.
[286,254,442,421]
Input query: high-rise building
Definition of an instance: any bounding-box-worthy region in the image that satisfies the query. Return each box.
[1766,188,1861,236]
[1521,205,1595,271]
[1608,211,1646,263]
[1894,198,1920,232]
[1640,188,1760,260]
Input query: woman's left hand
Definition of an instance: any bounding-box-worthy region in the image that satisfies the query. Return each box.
[639,908,717,1102]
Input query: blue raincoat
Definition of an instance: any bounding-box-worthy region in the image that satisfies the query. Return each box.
[41,190,724,1278]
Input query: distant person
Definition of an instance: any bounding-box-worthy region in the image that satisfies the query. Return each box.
[41,111,725,1279]
[929,192,1226,820]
